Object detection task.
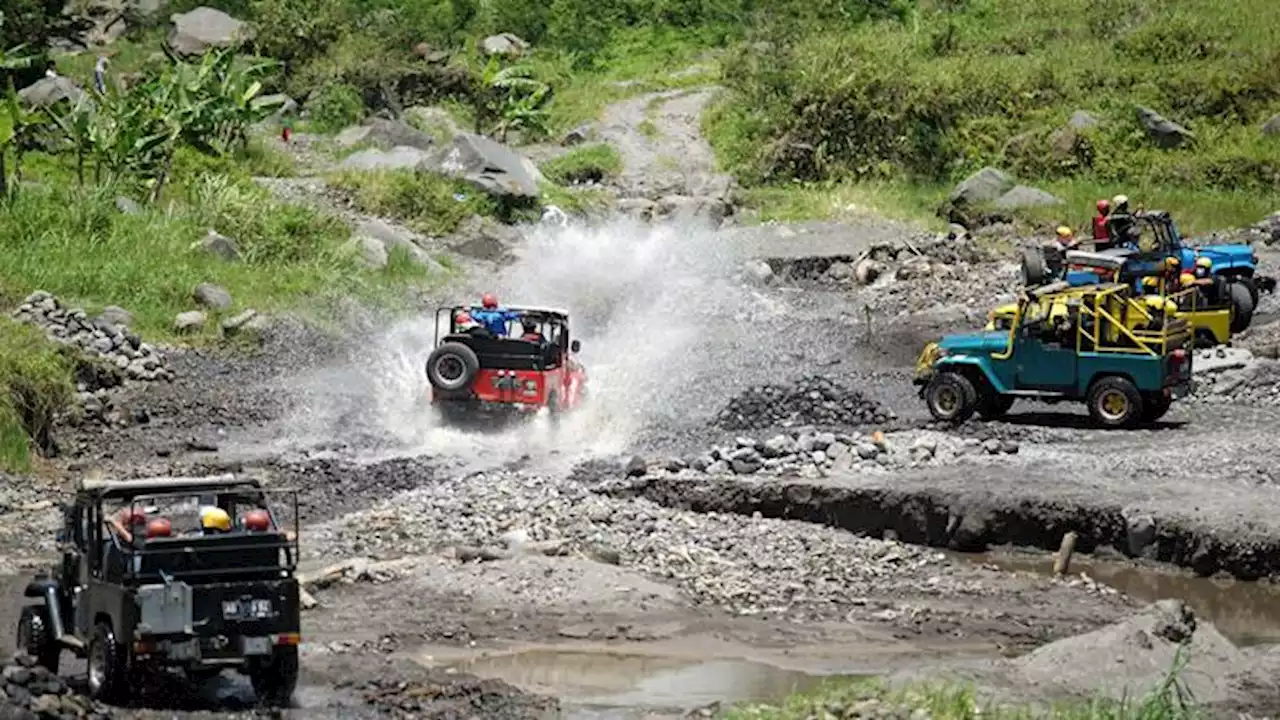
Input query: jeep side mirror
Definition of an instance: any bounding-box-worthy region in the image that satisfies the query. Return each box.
[570,340,581,353]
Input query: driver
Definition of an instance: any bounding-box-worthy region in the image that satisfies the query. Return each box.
[470,293,521,337]
[520,320,545,344]
[1106,195,1138,248]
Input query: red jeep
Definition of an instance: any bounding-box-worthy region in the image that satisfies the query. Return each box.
[425,306,587,422]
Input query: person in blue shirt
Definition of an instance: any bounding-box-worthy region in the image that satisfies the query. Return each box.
[470,293,521,336]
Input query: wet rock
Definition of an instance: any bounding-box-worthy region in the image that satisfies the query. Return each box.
[854,258,885,285]
[616,198,658,222]
[625,456,647,477]
[1136,106,1194,149]
[195,229,241,262]
[713,375,889,432]
[1123,511,1157,558]
[166,6,253,57]
[192,283,232,310]
[745,260,774,285]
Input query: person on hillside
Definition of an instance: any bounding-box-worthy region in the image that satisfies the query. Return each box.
[1092,199,1112,251]
[470,294,521,337]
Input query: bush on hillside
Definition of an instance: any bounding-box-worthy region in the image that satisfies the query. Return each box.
[707,0,1280,192]
[0,319,73,470]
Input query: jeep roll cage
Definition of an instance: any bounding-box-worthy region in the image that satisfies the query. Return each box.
[433,305,582,370]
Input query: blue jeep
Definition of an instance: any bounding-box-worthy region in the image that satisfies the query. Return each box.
[915,281,1194,428]
[1022,210,1274,333]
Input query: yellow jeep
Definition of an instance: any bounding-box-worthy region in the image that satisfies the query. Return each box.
[985,281,1230,348]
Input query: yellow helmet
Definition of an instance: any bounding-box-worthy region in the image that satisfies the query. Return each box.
[1195,256,1212,268]
[200,507,232,532]
[1165,299,1178,314]
[1056,225,1073,238]
[1179,272,1196,286]
[1142,276,1159,288]
[1164,257,1179,269]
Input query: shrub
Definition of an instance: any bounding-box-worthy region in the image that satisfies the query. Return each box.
[539,144,623,184]
[0,319,73,471]
[306,83,365,132]
[328,170,498,235]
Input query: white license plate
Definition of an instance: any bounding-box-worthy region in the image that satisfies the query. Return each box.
[241,636,272,656]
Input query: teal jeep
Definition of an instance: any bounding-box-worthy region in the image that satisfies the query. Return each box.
[914,282,1194,428]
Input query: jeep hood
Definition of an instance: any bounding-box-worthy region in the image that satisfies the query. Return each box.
[939,331,1010,354]
[1194,243,1254,265]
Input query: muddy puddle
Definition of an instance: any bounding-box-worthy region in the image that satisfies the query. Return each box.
[446,649,858,718]
[965,550,1280,646]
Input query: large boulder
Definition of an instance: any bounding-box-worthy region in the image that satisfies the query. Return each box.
[340,146,433,172]
[166,7,253,58]
[18,76,85,108]
[1136,106,1194,148]
[353,219,444,271]
[947,167,1014,207]
[447,215,522,262]
[335,117,436,152]
[1067,110,1101,130]
[993,185,1063,210]
[431,133,544,200]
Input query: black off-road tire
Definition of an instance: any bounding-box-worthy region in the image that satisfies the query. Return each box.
[1141,394,1173,423]
[1227,281,1255,334]
[251,646,299,708]
[1086,376,1144,429]
[924,372,978,424]
[1021,248,1049,286]
[425,342,480,393]
[87,621,128,704]
[977,394,1015,420]
[16,605,60,673]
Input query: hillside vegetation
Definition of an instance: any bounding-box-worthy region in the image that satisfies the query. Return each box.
[706,0,1280,231]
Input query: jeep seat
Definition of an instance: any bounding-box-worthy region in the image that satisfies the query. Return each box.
[442,334,562,370]
[136,532,288,582]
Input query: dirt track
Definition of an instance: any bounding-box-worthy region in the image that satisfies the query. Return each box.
[7,83,1280,717]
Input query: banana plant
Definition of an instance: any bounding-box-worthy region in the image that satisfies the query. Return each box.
[473,56,552,141]
[0,83,45,202]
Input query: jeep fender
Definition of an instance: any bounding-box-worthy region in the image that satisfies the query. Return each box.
[936,357,1008,394]
[24,579,58,598]
[24,579,68,644]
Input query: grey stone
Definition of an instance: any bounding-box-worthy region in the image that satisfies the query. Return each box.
[948,166,1015,207]
[625,455,647,477]
[335,118,436,152]
[174,311,206,332]
[98,305,133,328]
[447,215,522,263]
[251,93,297,119]
[349,236,389,268]
[192,283,232,310]
[1068,110,1101,130]
[221,309,259,333]
[1263,114,1280,137]
[430,132,544,200]
[196,229,241,262]
[993,185,1064,209]
[114,196,141,214]
[482,33,529,57]
[762,434,797,458]
[167,6,253,57]
[856,443,879,460]
[340,146,433,171]
[1124,512,1157,557]
[1136,106,1194,148]
[353,219,442,271]
[562,124,595,146]
[18,76,84,109]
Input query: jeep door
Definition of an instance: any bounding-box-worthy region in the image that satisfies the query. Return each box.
[1011,313,1078,391]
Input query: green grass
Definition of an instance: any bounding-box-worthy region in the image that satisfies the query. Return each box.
[724,673,1202,720]
[540,182,614,216]
[0,320,74,473]
[327,169,500,235]
[0,176,430,341]
[705,0,1280,229]
[539,144,623,185]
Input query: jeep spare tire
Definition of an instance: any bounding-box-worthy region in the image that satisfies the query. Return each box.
[1227,281,1255,334]
[1021,248,1049,286]
[426,342,480,392]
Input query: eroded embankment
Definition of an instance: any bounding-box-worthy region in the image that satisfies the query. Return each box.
[602,474,1280,581]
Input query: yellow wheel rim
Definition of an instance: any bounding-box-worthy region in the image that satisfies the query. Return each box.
[1099,390,1129,420]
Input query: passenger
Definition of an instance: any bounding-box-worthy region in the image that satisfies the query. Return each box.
[200,507,232,535]
[1106,195,1137,248]
[469,293,521,337]
[242,509,272,532]
[1055,225,1079,251]
[145,517,172,540]
[1092,199,1112,251]
[108,508,148,545]
[520,320,545,344]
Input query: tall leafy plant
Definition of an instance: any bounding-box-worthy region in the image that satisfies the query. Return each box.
[0,32,40,202]
[473,56,551,142]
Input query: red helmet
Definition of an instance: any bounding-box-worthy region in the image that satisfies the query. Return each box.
[481,293,497,309]
[145,517,172,539]
[1096,199,1111,213]
[242,509,271,532]
[456,312,472,324]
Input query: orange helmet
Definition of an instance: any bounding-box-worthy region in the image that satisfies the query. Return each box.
[242,509,272,532]
[145,517,172,539]
[481,293,498,309]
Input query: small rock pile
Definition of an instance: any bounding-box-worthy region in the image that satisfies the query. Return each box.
[652,429,1018,479]
[11,291,172,383]
[714,375,891,431]
[0,652,109,718]
[1190,347,1280,406]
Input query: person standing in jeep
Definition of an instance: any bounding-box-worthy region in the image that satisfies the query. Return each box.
[1092,199,1112,251]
